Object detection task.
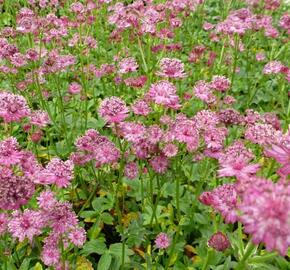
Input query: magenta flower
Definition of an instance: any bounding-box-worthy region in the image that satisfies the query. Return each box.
[156,58,186,79]
[98,96,129,123]
[8,210,45,242]
[239,180,290,256]
[0,92,30,123]
[218,158,260,180]
[155,233,170,249]
[208,232,231,251]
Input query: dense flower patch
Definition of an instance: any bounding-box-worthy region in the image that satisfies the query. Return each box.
[0,0,289,269]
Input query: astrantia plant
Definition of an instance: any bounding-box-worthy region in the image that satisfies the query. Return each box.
[0,0,289,269]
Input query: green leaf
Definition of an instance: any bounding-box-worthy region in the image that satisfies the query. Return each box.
[81,239,107,256]
[79,211,97,219]
[19,259,30,270]
[97,253,112,270]
[109,243,134,263]
[100,213,114,225]
[92,195,114,213]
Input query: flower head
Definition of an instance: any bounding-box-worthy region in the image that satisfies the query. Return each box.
[98,96,129,123]
[155,233,170,249]
[156,58,186,79]
[239,180,290,256]
[0,92,30,123]
[208,232,231,251]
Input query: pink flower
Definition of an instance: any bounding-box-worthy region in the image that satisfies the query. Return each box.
[8,210,45,242]
[162,143,178,157]
[211,76,231,92]
[119,122,146,143]
[41,243,60,266]
[193,80,216,104]
[124,75,147,88]
[68,227,86,247]
[37,190,57,210]
[155,233,170,249]
[245,123,282,146]
[218,159,260,180]
[0,213,9,235]
[208,232,231,251]
[0,92,30,123]
[124,162,138,180]
[256,52,266,62]
[119,57,138,74]
[150,155,169,174]
[0,137,23,166]
[29,110,50,127]
[98,96,129,123]
[68,82,82,94]
[94,141,120,166]
[199,184,238,224]
[131,100,151,116]
[0,167,35,210]
[263,61,284,74]
[37,158,74,188]
[156,58,186,79]
[239,180,290,256]
[147,81,181,109]
[265,144,290,176]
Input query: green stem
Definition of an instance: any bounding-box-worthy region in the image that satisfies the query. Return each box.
[235,241,257,270]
